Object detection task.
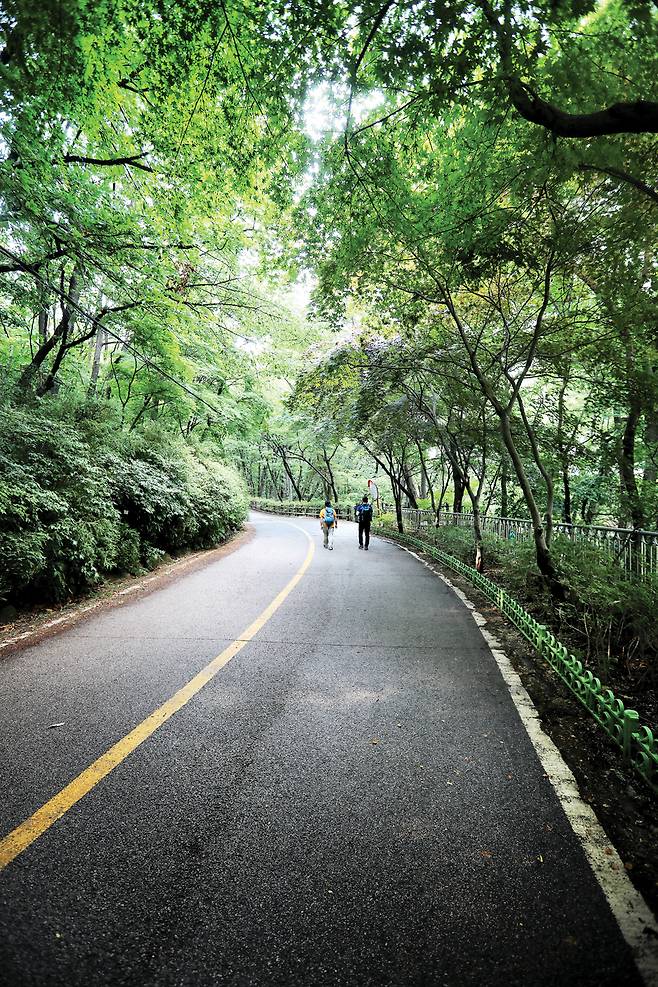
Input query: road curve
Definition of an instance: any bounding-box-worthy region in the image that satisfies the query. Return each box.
[0,511,646,986]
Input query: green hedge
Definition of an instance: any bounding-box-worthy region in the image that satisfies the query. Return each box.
[0,408,247,608]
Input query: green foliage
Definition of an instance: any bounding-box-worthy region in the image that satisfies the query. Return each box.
[499,537,658,681]
[0,406,247,608]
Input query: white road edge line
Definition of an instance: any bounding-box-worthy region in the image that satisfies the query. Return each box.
[394,541,658,987]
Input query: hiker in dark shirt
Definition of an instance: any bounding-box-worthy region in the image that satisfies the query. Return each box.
[355,495,373,550]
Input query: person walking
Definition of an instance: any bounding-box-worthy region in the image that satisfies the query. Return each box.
[319,500,338,550]
[355,495,373,550]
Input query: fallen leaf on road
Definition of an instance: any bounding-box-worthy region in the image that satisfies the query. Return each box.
[604,847,614,856]
[480,850,492,858]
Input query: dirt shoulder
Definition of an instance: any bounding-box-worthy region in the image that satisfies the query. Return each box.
[398,540,658,918]
[0,525,255,658]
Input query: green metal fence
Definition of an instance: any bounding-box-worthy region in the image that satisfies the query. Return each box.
[390,505,658,583]
[378,524,657,795]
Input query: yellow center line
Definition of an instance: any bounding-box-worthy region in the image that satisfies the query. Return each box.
[0,528,315,872]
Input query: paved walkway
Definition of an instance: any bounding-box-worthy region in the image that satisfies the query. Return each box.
[0,512,648,985]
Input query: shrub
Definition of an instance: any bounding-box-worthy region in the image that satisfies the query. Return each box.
[0,410,122,603]
[0,406,247,610]
[115,524,142,576]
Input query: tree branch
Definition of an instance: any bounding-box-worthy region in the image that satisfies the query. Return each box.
[507,79,658,139]
[62,153,153,172]
[579,163,658,204]
[0,246,69,274]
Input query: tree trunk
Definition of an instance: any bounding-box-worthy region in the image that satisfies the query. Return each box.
[473,502,484,573]
[435,464,451,523]
[616,407,645,528]
[465,477,485,572]
[393,485,404,533]
[322,447,339,501]
[516,394,555,546]
[88,323,107,396]
[453,471,466,513]
[642,415,658,528]
[417,442,437,513]
[500,457,509,517]
[562,465,573,525]
[403,466,419,508]
[38,309,48,348]
[28,265,84,395]
[500,414,567,600]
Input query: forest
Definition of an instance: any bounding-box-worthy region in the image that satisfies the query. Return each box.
[1,1,657,696]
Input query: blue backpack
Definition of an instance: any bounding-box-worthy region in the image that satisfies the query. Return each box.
[324,506,335,525]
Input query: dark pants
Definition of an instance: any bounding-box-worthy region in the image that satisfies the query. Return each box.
[358,520,371,547]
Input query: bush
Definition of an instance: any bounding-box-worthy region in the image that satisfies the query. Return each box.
[0,407,247,610]
[0,411,123,603]
[115,524,142,575]
[493,533,658,681]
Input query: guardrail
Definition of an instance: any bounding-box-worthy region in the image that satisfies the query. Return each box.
[387,507,658,582]
[378,523,657,795]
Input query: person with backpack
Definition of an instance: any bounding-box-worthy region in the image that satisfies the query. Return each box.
[355,495,373,550]
[319,501,338,550]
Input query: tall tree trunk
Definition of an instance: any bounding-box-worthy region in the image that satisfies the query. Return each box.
[616,407,645,528]
[88,323,107,396]
[31,265,84,396]
[556,373,573,525]
[403,466,419,508]
[642,415,658,528]
[419,462,427,499]
[452,471,466,513]
[500,457,509,517]
[416,442,437,513]
[393,483,404,533]
[500,415,567,599]
[472,500,484,572]
[322,447,339,501]
[38,309,48,348]
[465,477,485,571]
[516,394,555,545]
[435,464,451,514]
[562,465,573,525]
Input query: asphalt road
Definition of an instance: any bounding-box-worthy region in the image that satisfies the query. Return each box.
[0,512,646,986]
